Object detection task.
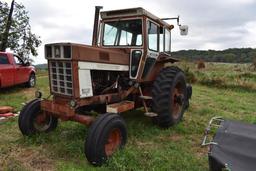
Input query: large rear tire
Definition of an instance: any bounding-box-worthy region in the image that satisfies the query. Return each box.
[18,99,58,136]
[152,66,187,128]
[85,113,127,166]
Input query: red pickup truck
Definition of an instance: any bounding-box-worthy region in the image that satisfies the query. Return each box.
[0,52,36,88]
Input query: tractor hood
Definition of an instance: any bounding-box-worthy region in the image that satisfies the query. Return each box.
[45,43,129,65]
[72,44,130,65]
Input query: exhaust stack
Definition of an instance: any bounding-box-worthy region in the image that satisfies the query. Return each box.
[92,6,103,46]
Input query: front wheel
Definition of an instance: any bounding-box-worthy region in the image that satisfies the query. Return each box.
[18,99,58,136]
[85,113,127,166]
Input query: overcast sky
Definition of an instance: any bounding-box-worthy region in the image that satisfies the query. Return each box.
[3,0,256,64]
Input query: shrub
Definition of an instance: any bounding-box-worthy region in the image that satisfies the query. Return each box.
[251,58,256,71]
[184,67,197,83]
[197,60,206,70]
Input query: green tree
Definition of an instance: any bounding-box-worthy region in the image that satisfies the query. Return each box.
[0,0,41,61]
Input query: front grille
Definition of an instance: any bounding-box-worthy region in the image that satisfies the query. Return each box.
[49,61,73,96]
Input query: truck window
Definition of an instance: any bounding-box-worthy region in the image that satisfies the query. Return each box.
[148,21,159,52]
[0,55,9,64]
[14,56,23,65]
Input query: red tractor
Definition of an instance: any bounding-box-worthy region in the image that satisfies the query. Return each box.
[18,7,192,166]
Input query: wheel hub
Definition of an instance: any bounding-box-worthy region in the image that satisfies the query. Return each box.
[30,76,35,86]
[33,112,52,132]
[171,82,185,119]
[175,94,184,106]
[105,128,121,156]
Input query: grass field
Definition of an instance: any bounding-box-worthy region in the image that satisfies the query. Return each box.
[0,63,256,171]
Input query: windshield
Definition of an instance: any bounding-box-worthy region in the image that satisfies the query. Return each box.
[103,19,142,46]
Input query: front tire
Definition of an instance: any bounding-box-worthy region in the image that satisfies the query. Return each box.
[18,99,58,136]
[152,66,187,128]
[85,113,127,166]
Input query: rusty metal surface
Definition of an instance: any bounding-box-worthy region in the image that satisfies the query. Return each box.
[100,7,174,29]
[107,101,135,113]
[70,114,94,125]
[77,92,123,107]
[72,61,80,98]
[41,100,75,117]
[72,44,129,65]
[143,62,164,82]
[41,100,94,126]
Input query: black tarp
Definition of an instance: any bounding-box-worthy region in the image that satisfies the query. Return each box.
[209,120,256,171]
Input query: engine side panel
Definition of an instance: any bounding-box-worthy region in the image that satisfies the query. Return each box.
[78,61,129,98]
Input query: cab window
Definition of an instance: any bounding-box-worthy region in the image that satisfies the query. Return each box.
[148,21,159,51]
[160,27,164,52]
[103,19,142,46]
[0,55,9,64]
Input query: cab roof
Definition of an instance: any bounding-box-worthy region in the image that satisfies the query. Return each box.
[100,7,173,29]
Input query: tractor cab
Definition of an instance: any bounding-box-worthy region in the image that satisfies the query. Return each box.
[97,7,188,81]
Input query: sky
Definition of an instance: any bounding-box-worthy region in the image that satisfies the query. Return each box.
[3,0,256,64]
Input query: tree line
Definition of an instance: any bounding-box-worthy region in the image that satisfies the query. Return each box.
[172,48,256,63]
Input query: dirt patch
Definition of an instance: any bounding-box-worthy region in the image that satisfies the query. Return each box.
[0,146,54,171]
[189,136,208,158]
[135,141,155,147]
[158,133,183,142]
[168,134,183,142]
[21,88,35,98]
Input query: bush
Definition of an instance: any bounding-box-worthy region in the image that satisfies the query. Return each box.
[197,60,206,70]
[251,58,256,71]
[184,67,197,83]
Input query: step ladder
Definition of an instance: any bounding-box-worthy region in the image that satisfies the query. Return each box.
[138,86,158,117]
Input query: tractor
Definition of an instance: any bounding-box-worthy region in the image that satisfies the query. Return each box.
[18,6,192,166]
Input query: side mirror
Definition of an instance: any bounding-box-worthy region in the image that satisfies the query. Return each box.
[179,25,188,36]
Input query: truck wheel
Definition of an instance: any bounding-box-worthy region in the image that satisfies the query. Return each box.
[152,66,187,128]
[26,73,36,87]
[18,99,58,136]
[85,113,127,166]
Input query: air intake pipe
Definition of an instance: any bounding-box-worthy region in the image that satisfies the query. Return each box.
[92,6,103,46]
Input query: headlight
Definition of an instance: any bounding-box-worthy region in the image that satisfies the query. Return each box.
[69,100,77,108]
[54,46,61,58]
[35,90,42,98]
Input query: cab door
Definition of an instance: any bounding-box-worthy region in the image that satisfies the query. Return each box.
[141,20,160,79]
[13,55,28,84]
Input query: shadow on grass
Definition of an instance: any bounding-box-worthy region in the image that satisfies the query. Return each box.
[0,84,28,95]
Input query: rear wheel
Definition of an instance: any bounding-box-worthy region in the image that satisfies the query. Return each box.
[152,66,187,128]
[18,99,58,136]
[85,113,127,166]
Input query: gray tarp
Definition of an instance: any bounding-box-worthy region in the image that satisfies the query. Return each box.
[209,120,256,171]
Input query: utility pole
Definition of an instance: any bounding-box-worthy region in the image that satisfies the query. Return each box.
[0,0,15,51]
